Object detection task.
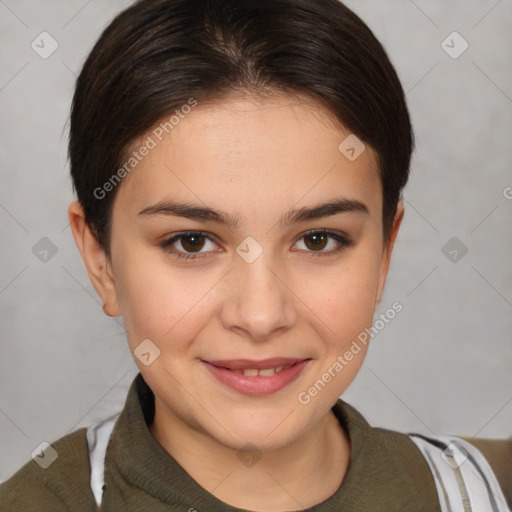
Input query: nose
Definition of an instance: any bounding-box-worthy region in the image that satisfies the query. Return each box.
[220,253,297,342]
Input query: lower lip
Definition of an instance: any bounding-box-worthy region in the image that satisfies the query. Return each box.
[202,360,310,396]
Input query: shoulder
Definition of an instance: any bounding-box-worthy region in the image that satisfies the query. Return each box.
[332,400,443,510]
[333,399,511,510]
[334,398,438,473]
[0,428,97,512]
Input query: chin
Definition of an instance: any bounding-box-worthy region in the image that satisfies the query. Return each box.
[205,405,312,451]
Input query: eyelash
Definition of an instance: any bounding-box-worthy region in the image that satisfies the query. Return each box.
[159,230,353,260]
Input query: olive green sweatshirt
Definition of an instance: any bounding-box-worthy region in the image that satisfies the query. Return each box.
[1,373,510,511]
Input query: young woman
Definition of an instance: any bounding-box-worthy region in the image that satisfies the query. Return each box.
[1,0,510,510]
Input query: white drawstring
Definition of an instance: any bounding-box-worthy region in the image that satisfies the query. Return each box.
[85,412,120,507]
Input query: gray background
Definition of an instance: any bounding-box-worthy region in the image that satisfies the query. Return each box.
[1,0,511,482]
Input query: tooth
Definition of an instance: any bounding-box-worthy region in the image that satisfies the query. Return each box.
[243,368,259,377]
[274,366,283,373]
[259,367,277,377]
[231,369,244,375]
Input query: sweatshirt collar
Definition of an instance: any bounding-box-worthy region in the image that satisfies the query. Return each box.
[106,373,439,511]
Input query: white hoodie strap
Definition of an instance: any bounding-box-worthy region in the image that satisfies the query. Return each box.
[409,434,510,512]
[85,412,120,507]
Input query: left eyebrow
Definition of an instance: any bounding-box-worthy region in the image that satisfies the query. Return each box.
[137,197,369,230]
[278,198,369,227]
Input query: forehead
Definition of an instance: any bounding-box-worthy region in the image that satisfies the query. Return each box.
[114,92,382,219]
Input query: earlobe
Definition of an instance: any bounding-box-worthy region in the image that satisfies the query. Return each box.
[375,202,405,305]
[67,201,121,317]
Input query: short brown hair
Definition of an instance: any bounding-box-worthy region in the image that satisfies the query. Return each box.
[68,0,414,257]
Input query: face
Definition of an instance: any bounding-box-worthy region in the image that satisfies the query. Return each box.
[72,93,402,452]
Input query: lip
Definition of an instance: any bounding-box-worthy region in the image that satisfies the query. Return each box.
[201,358,311,396]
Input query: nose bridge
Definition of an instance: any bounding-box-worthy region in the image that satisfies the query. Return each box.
[222,242,296,340]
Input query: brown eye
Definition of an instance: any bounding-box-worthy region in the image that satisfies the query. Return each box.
[303,232,329,251]
[159,231,218,260]
[179,234,206,252]
[294,230,353,257]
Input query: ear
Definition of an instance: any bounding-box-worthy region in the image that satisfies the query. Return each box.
[375,202,404,305]
[67,201,121,317]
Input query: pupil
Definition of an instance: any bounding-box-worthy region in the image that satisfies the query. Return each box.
[307,233,327,251]
[183,235,204,252]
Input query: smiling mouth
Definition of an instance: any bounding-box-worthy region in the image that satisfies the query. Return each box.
[215,364,294,377]
[204,358,310,377]
[201,358,311,396]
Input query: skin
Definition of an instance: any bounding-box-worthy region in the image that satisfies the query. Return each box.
[69,92,404,511]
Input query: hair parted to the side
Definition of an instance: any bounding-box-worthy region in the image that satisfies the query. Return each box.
[68,0,414,258]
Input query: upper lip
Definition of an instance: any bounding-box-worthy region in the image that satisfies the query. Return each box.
[204,358,309,370]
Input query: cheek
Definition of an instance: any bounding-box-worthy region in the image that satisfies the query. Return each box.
[303,252,382,340]
[291,254,381,405]
[113,248,211,353]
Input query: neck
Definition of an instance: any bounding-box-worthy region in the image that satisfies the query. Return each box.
[149,402,350,511]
